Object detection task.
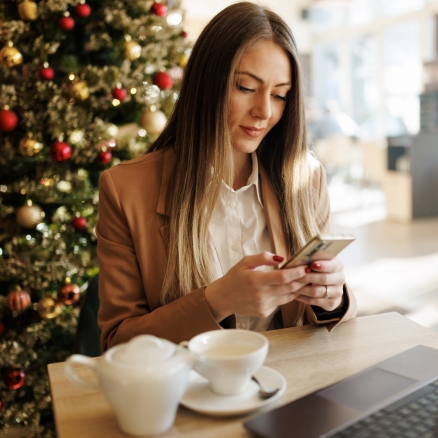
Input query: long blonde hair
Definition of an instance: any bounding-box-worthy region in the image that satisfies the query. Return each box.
[148,2,320,325]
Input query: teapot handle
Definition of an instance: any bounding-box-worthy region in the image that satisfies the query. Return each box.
[65,354,100,390]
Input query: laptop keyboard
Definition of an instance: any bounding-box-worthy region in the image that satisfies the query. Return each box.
[331,378,438,438]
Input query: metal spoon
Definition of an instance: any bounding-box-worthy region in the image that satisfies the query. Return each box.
[251,375,280,399]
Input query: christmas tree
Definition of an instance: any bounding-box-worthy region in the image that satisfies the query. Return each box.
[0,0,190,435]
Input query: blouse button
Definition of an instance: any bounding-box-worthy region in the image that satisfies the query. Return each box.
[239,323,246,329]
[229,201,236,208]
[231,244,238,251]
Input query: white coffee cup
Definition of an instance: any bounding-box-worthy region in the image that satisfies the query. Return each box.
[184,329,269,396]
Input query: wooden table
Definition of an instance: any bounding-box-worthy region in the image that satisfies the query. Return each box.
[48,312,438,437]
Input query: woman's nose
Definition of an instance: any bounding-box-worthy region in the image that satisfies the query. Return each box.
[251,94,272,120]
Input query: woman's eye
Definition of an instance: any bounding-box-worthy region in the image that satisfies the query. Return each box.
[273,94,287,102]
[236,83,253,93]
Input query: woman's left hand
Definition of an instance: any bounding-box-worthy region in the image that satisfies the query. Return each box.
[293,257,346,311]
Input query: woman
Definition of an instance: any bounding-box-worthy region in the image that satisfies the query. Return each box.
[96,2,356,351]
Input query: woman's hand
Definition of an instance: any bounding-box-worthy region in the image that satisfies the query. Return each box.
[204,252,308,322]
[293,257,346,311]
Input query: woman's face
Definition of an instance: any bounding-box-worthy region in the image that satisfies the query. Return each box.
[229,40,292,156]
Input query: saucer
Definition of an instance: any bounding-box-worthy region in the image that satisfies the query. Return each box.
[180,365,286,416]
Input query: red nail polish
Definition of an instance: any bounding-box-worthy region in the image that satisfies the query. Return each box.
[311,262,321,270]
[305,267,311,273]
[273,255,284,262]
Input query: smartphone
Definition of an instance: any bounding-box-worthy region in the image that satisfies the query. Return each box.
[280,233,355,269]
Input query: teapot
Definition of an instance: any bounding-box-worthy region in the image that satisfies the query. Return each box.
[65,335,195,436]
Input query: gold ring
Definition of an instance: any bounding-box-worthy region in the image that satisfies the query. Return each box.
[325,285,330,299]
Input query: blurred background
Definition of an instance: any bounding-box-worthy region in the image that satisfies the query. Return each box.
[183,0,438,329]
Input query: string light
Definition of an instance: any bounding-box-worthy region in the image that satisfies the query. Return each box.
[167,12,182,25]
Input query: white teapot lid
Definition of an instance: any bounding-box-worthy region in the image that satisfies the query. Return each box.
[111,335,176,366]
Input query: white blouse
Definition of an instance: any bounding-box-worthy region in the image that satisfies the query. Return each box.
[208,153,278,331]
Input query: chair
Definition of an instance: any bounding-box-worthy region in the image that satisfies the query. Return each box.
[73,274,102,357]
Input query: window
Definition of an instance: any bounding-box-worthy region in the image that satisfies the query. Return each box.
[349,0,379,27]
[311,5,347,33]
[311,2,430,140]
[380,0,425,17]
[383,21,422,135]
[351,35,379,132]
[313,44,341,110]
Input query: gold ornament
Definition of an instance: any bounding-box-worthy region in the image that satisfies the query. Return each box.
[0,42,23,68]
[140,110,167,134]
[179,53,189,68]
[37,297,62,319]
[69,81,89,101]
[124,38,141,61]
[19,133,43,157]
[16,200,45,229]
[18,0,38,21]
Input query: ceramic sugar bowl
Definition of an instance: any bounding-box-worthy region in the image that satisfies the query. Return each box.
[65,335,195,436]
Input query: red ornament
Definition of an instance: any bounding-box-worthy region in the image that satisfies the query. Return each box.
[4,369,26,390]
[181,31,188,38]
[75,2,91,18]
[0,109,18,133]
[0,322,5,336]
[6,289,31,313]
[71,216,87,231]
[57,282,81,305]
[153,71,173,90]
[97,150,112,165]
[50,141,71,162]
[39,66,54,81]
[112,87,127,101]
[151,2,167,16]
[0,400,3,411]
[59,13,75,31]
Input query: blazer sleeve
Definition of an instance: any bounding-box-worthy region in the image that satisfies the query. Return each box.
[304,159,357,330]
[96,170,223,351]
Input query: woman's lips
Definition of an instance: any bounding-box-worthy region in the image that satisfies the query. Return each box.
[239,126,265,138]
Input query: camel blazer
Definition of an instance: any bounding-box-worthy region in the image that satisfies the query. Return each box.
[96,148,357,351]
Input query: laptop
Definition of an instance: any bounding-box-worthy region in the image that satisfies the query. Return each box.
[244,344,438,437]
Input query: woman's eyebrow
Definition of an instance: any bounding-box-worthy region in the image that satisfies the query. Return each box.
[235,70,291,87]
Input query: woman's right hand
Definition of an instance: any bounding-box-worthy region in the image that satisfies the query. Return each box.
[204,252,308,322]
